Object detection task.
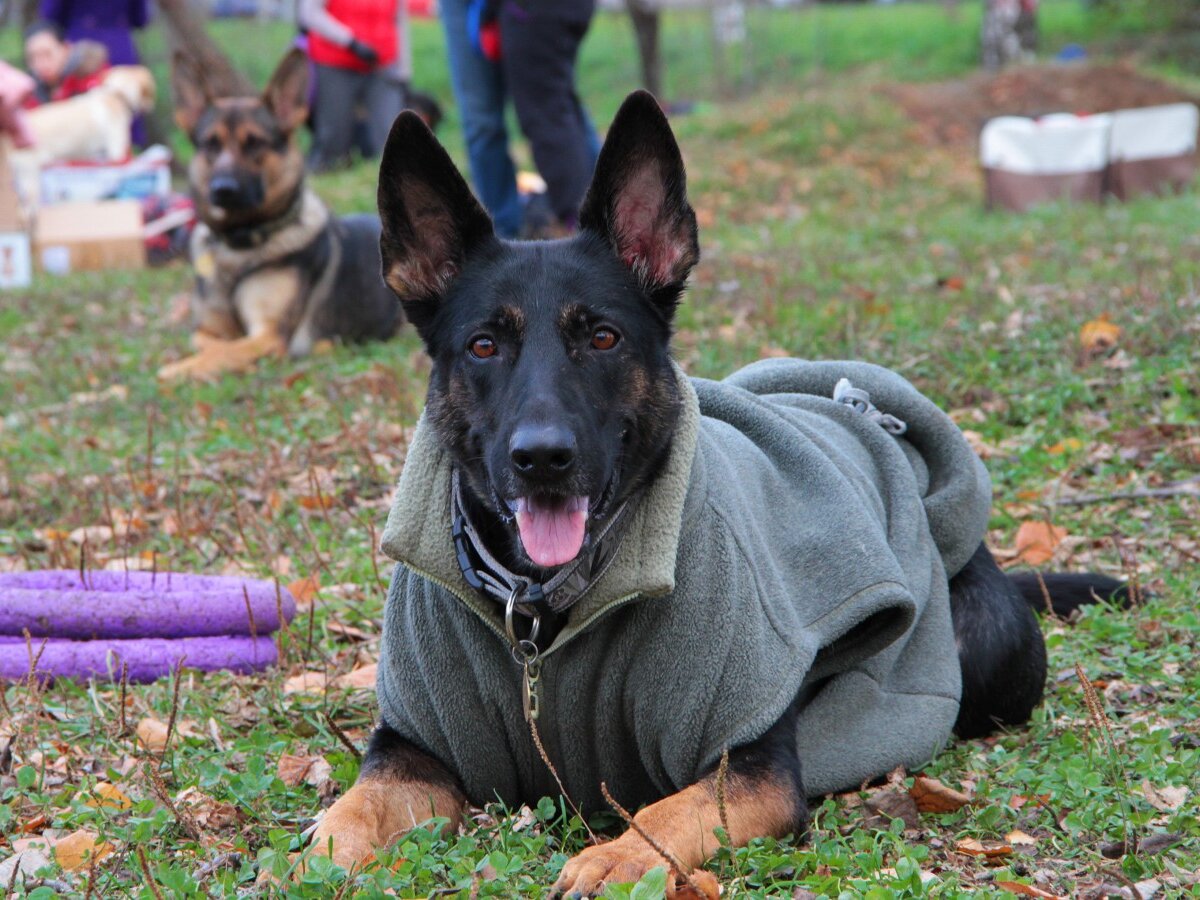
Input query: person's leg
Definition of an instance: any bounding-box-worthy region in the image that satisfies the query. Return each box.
[309,64,359,172]
[363,74,406,159]
[440,0,522,237]
[500,0,598,228]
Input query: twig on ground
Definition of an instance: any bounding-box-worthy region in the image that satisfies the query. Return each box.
[144,761,203,842]
[527,715,595,842]
[1055,475,1200,506]
[600,781,708,897]
[135,846,165,900]
[161,661,185,767]
[1076,663,1135,856]
[323,711,362,760]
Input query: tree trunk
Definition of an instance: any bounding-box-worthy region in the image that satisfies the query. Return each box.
[153,0,255,97]
[627,0,663,100]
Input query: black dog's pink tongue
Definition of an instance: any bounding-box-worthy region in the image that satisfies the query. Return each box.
[514,496,588,568]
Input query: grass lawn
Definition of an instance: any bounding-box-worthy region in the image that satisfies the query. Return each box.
[2,2,1199,897]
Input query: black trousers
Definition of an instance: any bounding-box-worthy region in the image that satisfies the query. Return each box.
[309,63,407,172]
[499,0,598,226]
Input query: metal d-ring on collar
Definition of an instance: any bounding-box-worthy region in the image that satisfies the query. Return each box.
[505,587,541,666]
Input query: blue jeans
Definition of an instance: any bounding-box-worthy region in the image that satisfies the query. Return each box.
[440,0,523,238]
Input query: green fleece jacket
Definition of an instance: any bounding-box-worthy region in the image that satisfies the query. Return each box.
[377,359,991,813]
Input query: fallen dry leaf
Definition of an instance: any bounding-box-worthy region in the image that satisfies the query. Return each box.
[276,753,333,789]
[136,717,170,753]
[1014,521,1067,566]
[1141,781,1188,812]
[176,786,241,831]
[326,621,372,642]
[1045,438,1082,456]
[1009,793,1051,810]
[287,575,320,609]
[955,837,1013,858]
[334,664,378,692]
[17,813,48,834]
[1079,313,1121,355]
[1005,828,1038,846]
[69,525,114,546]
[53,829,114,871]
[282,671,327,695]
[909,775,972,813]
[0,849,53,886]
[86,782,133,811]
[863,789,920,830]
[995,881,1064,899]
[298,494,335,511]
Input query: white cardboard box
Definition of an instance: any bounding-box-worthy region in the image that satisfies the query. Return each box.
[0,231,32,289]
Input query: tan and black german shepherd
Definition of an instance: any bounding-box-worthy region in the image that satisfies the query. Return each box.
[159,50,399,382]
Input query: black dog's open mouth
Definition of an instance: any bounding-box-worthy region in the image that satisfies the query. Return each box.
[503,494,589,568]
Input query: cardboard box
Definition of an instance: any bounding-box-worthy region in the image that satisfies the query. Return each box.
[0,145,32,289]
[34,200,145,273]
[0,231,32,289]
[39,145,172,205]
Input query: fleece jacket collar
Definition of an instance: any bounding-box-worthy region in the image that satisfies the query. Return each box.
[380,363,703,652]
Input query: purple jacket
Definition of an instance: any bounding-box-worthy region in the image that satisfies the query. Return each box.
[41,0,149,67]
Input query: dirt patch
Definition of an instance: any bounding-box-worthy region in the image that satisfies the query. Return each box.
[888,63,1199,145]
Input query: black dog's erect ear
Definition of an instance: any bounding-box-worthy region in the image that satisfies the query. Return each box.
[262,49,311,134]
[171,52,212,137]
[578,90,699,311]
[377,112,495,334]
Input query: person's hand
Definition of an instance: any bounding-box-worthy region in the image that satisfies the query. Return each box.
[347,38,379,66]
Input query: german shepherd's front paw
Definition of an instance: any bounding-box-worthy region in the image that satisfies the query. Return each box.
[157,352,220,383]
[300,785,386,875]
[552,835,717,899]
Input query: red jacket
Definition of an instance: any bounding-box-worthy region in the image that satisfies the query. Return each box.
[308,0,398,73]
[21,66,107,109]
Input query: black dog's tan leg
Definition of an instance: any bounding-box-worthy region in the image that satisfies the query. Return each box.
[553,707,807,898]
[306,725,466,872]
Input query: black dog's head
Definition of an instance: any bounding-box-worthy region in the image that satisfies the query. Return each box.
[172,50,309,232]
[378,91,699,572]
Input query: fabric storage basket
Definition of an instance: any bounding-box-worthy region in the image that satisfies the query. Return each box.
[981,113,1113,212]
[1107,103,1199,201]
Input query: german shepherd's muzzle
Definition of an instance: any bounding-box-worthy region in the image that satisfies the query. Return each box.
[158,50,400,382]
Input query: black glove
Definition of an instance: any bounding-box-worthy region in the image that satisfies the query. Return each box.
[347,38,379,66]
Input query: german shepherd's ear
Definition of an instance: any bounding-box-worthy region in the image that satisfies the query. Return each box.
[377,111,495,335]
[578,90,699,313]
[171,52,212,137]
[262,49,310,134]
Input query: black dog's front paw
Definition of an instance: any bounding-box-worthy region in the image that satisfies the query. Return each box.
[551,836,719,899]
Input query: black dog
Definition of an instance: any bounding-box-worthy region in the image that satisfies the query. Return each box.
[307,92,1126,896]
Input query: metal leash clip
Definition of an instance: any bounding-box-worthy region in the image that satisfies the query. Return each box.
[505,588,543,721]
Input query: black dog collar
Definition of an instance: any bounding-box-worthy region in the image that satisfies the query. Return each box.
[214,189,306,251]
[450,469,633,619]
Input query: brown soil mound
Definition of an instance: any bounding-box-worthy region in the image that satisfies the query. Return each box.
[888,63,1199,145]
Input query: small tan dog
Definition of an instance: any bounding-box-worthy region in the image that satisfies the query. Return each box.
[7,66,156,203]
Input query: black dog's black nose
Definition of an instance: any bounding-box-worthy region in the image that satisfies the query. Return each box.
[510,425,577,478]
[208,175,241,207]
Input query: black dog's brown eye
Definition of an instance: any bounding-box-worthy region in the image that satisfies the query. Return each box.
[591,328,619,351]
[469,336,497,359]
